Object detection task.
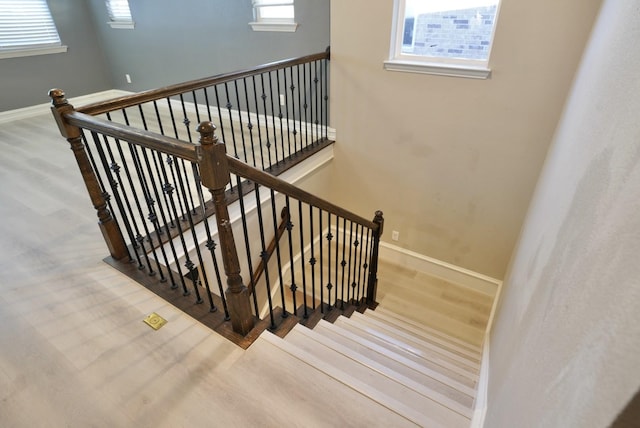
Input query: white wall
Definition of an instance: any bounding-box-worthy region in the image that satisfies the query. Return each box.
[486,0,640,425]
[329,0,601,279]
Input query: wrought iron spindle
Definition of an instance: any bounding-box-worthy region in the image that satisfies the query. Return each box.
[319,208,324,313]
[334,213,339,309]
[276,69,288,159]
[314,60,320,144]
[340,217,347,309]
[298,200,308,318]
[241,78,258,168]
[351,223,360,304]
[323,56,329,140]
[259,73,273,169]
[233,81,249,163]
[347,221,354,304]
[297,64,303,152]
[269,190,287,316]
[326,212,333,310]
[309,204,317,310]
[356,224,366,303]
[191,90,202,124]
[255,183,276,330]
[284,196,298,315]
[288,67,299,155]
[252,75,266,171]
[267,71,281,166]
[224,82,240,160]
[303,62,309,150]
[236,175,260,316]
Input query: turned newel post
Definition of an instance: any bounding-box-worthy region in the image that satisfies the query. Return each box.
[366,210,384,308]
[197,121,255,335]
[48,89,128,261]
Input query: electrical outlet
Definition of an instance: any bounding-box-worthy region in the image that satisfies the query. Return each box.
[125,74,132,84]
[279,94,285,106]
[392,230,399,241]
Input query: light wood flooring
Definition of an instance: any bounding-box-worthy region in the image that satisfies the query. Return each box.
[0,112,492,426]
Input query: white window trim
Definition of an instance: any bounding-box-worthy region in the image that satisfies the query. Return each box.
[249,0,298,32]
[385,0,499,79]
[0,45,67,60]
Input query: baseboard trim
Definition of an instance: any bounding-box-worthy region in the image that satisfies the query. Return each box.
[0,90,132,124]
[378,242,501,296]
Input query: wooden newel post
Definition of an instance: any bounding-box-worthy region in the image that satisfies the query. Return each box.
[366,210,384,308]
[48,89,128,261]
[196,121,255,336]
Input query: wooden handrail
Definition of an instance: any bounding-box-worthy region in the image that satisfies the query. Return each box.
[250,207,290,293]
[65,111,199,162]
[226,156,378,232]
[77,50,330,116]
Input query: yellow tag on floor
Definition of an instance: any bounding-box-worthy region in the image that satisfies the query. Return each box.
[143,312,167,330]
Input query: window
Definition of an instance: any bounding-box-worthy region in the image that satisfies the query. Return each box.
[0,0,67,59]
[385,0,501,79]
[249,0,298,32]
[106,0,134,29]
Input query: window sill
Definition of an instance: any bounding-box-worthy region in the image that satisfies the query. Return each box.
[249,21,298,32]
[383,59,491,79]
[108,21,135,29]
[0,45,67,60]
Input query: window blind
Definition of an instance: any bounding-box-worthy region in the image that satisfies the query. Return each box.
[106,0,133,22]
[0,0,61,51]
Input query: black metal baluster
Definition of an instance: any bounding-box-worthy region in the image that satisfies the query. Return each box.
[356,224,365,304]
[191,162,223,314]
[309,204,317,310]
[82,130,134,267]
[224,82,240,160]
[259,73,273,170]
[303,62,309,150]
[284,196,298,315]
[242,77,258,168]
[297,64,303,152]
[323,57,329,140]
[347,221,355,305]
[233,81,249,163]
[289,66,299,155]
[252,75,267,170]
[236,175,260,316]
[319,208,324,313]
[334,214,339,309]
[191,90,202,124]
[173,158,210,304]
[276,68,288,159]
[213,85,228,148]
[268,190,287,317]
[340,217,347,309]
[298,200,308,318]
[362,228,372,302]
[326,212,333,310]
[351,223,360,305]
[267,71,280,165]
[161,101,188,219]
[255,183,276,330]
[314,60,320,144]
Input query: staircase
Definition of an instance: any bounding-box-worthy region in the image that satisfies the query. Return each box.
[256,305,481,427]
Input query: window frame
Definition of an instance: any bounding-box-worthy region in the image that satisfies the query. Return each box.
[106,0,135,29]
[249,0,298,33]
[0,0,67,59]
[384,0,501,79]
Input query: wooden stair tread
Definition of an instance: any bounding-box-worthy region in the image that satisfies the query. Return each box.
[288,324,475,416]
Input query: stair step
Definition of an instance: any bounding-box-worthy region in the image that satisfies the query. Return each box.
[373,306,483,353]
[316,320,477,393]
[289,324,474,417]
[340,313,480,370]
[355,311,482,361]
[296,305,325,329]
[262,329,470,428]
[266,307,299,338]
[314,319,477,390]
[334,317,480,380]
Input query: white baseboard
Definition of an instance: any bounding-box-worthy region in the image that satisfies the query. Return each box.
[0,90,132,124]
[378,242,501,297]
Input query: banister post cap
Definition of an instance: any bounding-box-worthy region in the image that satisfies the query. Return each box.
[196,121,218,145]
[49,88,70,108]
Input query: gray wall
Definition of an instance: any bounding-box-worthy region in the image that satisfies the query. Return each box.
[486,0,640,425]
[0,0,111,111]
[87,0,330,92]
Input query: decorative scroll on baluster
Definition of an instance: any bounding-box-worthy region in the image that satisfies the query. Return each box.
[49,89,129,261]
[196,121,254,335]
